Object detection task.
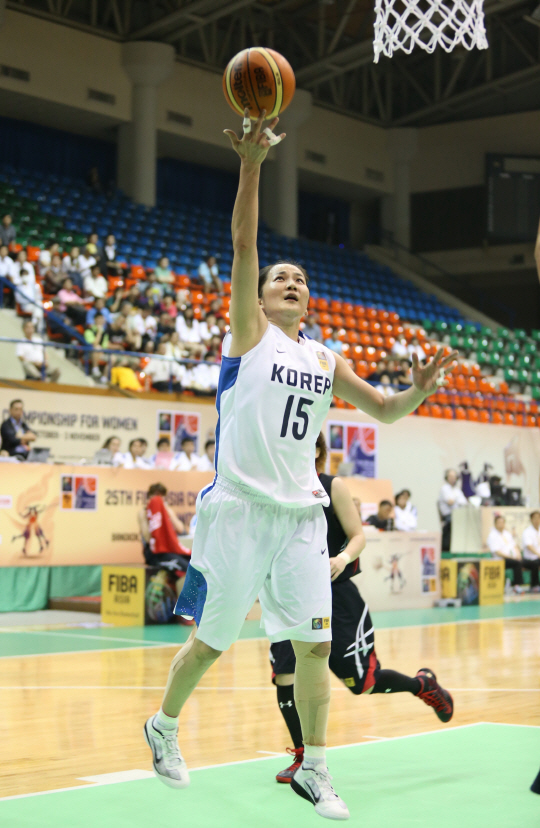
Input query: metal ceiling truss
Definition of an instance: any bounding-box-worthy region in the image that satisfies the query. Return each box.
[6,0,540,124]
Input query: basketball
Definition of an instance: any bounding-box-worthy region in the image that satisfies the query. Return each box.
[222,47,295,120]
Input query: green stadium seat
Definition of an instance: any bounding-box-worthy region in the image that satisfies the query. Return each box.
[519,355,534,368]
[475,336,490,350]
[532,387,540,400]
[513,328,527,340]
[488,339,505,352]
[516,369,530,383]
[497,327,510,339]
[463,336,475,350]
[58,232,74,244]
[523,341,537,355]
[506,341,521,354]
[449,335,462,349]
[422,320,433,331]
[502,354,517,367]
[504,369,517,382]
[464,324,477,335]
[449,323,464,333]
[434,321,449,332]
[489,352,502,366]
[477,351,490,365]
[531,330,540,342]
[480,326,494,337]
[530,370,540,385]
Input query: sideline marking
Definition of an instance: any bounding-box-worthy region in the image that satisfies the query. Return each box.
[0,685,538,693]
[77,770,154,785]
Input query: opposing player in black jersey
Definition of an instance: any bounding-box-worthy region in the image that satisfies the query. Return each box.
[271,432,454,783]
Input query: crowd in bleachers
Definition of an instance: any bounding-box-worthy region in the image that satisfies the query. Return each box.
[1,164,540,424]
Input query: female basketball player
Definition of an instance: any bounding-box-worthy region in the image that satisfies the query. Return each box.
[144,108,458,821]
[271,433,454,783]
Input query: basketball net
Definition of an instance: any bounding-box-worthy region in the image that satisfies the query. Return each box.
[373,0,488,62]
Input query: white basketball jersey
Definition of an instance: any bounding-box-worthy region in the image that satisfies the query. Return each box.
[212,323,336,508]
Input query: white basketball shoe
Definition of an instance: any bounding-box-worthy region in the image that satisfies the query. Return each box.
[291,763,350,820]
[143,715,190,789]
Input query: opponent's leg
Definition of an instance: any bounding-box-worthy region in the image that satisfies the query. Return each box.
[289,640,349,821]
[144,630,222,789]
[274,672,304,782]
[369,669,421,695]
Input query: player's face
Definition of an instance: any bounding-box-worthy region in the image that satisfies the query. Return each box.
[260,264,309,322]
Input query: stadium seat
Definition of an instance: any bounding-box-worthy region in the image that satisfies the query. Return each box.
[479,410,490,423]
[466,409,479,422]
[455,407,467,420]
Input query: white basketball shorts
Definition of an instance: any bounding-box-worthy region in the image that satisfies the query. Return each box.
[175,476,332,651]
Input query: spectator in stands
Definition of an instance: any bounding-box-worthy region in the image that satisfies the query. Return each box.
[157,311,176,340]
[84,312,110,384]
[78,245,97,281]
[0,214,16,247]
[84,264,108,301]
[87,166,102,193]
[111,356,143,392]
[366,501,394,530]
[12,264,42,326]
[13,249,35,282]
[486,515,526,593]
[154,256,175,290]
[161,294,178,319]
[107,314,130,350]
[103,234,121,275]
[376,372,396,397]
[150,437,176,470]
[0,244,15,279]
[37,241,59,276]
[86,296,112,326]
[395,358,413,387]
[172,436,200,471]
[118,302,143,352]
[62,246,84,290]
[145,342,186,393]
[198,255,222,294]
[438,469,467,551]
[139,271,164,302]
[302,311,322,342]
[394,490,417,531]
[16,319,60,383]
[113,437,151,469]
[208,333,223,360]
[164,331,186,361]
[407,336,426,361]
[87,232,105,269]
[367,359,387,384]
[196,439,216,472]
[391,336,409,359]
[176,305,205,357]
[56,277,87,326]
[190,352,220,395]
[324,328,343,355]
[199,312,219,342]
[521,512,540,592]
[0,398,36,459]
[105,286,125,315]
[92,436,121,465]
[43,253,65,294]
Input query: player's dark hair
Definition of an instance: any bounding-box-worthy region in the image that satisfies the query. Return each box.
[315,432,327,474]
[379,500,393,508]
[205,439,216,450]
[258,260,309,299]
[9,398,23,409]
[129,437,146,450]
[530,510,540,520]
[181,436,195,446]
[157,437,170,448]
[148,483,167,497]
[395,489,411,501]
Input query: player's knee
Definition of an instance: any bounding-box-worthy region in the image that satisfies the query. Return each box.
[274,673,295,686]
[192,638,222,664]
[310,641,331,659]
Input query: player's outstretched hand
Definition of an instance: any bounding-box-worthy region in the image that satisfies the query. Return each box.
[412,348,458,396]
[224,108,286,166]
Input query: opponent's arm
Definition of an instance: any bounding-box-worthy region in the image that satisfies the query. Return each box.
[329,477,366,582]
[224,109,285,357]
[332,347,458,424]
[164,502,186,535]
[137,508,150,543]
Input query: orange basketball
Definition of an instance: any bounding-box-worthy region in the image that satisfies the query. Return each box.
[223,47,295,120]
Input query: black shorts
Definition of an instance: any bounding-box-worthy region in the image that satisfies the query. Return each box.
[270,579,380,695]
[143,544,190,579]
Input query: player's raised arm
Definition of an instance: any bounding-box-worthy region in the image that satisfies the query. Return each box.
[224,108,285,356]
[332,347,458,423]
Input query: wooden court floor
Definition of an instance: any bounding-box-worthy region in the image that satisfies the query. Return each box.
[1,604,539,800]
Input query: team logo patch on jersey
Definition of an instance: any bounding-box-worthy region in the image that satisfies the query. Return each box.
[316,351,329,371]
[312,617,330,630]
[312,489,326,498]
[344,677,356,687]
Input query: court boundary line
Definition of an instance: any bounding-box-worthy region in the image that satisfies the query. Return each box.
[0,722,490,802]
[0,685,538,693]
[1,611,539,660]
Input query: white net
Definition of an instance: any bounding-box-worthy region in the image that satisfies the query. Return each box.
[373,0,489,63]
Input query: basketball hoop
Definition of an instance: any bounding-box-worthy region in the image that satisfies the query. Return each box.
[373,0,489,63]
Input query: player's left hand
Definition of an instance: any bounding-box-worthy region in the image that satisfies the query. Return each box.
[330,555,347,581]
[412,348,458,397]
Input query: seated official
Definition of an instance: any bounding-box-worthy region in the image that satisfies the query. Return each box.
[521,512,540,592]
[486,515,526,593]
[366,500,394,531]
[113,437,152,470]
[394,490,417,531]
[0,399,37,460]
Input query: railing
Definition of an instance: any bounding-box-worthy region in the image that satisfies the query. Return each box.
[0,337,219,394]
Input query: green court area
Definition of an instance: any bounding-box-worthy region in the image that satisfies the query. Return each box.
[1,724,537,827]
[0,601,539,658]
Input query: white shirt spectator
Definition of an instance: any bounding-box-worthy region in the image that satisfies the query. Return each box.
[176,316,203,344]
[77,254,97,280]
[13,269,39,314]
[394,503,418,531]
[0,253,15,279]
[104,243,116,262]
[198,261,218,284]
[521,525,540,560]
[62,255,81,275]
[375,382,396,397]
[171,451,200,471]
[438,482,467,518]
[13,260,35,281]
[112,451,152,470]
[84,273,108,300]
[164,340,185,361]
[16,334,45,365]
[407,342,426,361]
[190,362,220,392]
[199,320,220,341]
[145,356,186,385]
[391,339,408,358]
[196,453,215,472]
[487,528,520,560]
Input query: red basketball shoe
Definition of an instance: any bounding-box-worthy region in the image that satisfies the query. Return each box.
[276,747,304,783]
[416,668,454,723]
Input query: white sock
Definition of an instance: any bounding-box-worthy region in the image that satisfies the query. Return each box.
[155,708,179,731]
[303,744,326,766]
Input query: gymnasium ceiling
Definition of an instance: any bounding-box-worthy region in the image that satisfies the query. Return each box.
[7,0,540,126]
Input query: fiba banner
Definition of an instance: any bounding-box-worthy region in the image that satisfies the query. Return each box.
[0,464,214,567]
[440,558,504,605]
[326,420,378,478]
[353,530,441,611]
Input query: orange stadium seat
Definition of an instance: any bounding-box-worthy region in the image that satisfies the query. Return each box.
[319,312,331,325]
[26,246,41,262]
[503,413,515,425]
[371,335,384,348]
[353,305,366,317]
[315,298,329,311]
[359,333,372,346]
[322,326,333,340]
[366,308,378,320]
[418,404,430,417]
[345,331,360,345]
[342,302,354,315]
[455,407,467,420]
[384,336,396,349]
[416,327,427,341]
[356,360,369,377]
[341,343,350,357]
[498,381,509,395]
[388,312,400,323]
[330,300,343,312]
[351,344,364,358]
[515,414,524,426]
[466,409,479,422]
[430,405,442,418]
[368,321,381,334]
[308,297,316,309]
[526,415,537,427]
[333,397,346,409]
[442,406,454,419]
[337,328,347,341]
[455,376,466,391]
[358,319,370,332]
[393,324,404,337]
[471,363,482,377]
[467,377,478,392]
[381,322,393,336]
[332,314,344,327]
[344,315,357,329]
[479,410,490,423]
[191,291,204,304]
[377,309,389,322]
[492,411,504,424]
[223,281,232,294]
